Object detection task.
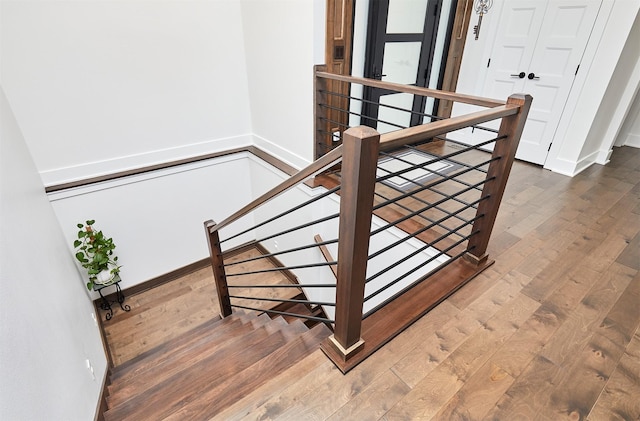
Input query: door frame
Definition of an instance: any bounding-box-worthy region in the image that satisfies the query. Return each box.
[361,0,444,129]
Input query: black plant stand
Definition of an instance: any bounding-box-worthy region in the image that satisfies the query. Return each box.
[94,276,130,320]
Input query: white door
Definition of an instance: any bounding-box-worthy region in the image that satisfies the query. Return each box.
[482,0,601,165]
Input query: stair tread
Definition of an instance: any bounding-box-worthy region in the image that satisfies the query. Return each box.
[107,312,274,406]
[110,315,227,379]
[104,315,308,420]
[159,323,332,420]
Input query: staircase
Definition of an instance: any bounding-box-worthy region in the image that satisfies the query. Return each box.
[103,309,331,420]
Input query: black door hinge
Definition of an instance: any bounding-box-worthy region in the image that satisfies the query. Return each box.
[487,58,491,68]
[548,143,553,152]
[575,64,580,76]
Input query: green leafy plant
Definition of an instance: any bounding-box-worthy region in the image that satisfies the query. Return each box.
[74,220,120,290]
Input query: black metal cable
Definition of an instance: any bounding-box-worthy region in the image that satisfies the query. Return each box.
[366,215,482,285]
[319,89,500,133]
[231,304,334,324]
[225,237,339,267]
[404,145,490,174]
[364,229,480,302]
[320,103,407,130]
[229,295,336,307]
[362,246,474,319]
[376,136,502,186]
[220,183,342,244]
[368,197,485,261]
[372,158,497,214]
[376,158,479,211]
[227,283,336,288]
[370,177,491,237]
[226,260,336,277]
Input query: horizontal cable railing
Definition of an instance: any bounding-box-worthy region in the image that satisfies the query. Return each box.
[205,66,531,363]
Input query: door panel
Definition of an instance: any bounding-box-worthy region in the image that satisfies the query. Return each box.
[378,93,415,133]
[515,0,601,164]
[382,41,423,84]
[482,1,547,105]
[387,0,429,33]
[362,0,443,132]
[481,0,600,165]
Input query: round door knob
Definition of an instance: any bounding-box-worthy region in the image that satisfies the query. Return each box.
[510,72,526,79]
[528,72,540,80]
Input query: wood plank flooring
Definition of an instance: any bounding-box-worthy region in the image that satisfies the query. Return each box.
[102,146,640,420]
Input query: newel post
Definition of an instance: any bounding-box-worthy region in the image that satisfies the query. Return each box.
[331,126,380,360]
[204,220,232,317]
[466,94,533,265]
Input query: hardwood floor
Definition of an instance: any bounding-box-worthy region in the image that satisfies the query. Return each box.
[102,146,640,420]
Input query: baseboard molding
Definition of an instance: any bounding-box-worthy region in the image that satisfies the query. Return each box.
[94,368,109,421]
[100,258,210,305]
[545,151,599,177]
[596,148,613,165]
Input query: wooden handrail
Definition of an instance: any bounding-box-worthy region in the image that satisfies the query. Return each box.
[211,104,517,235]
[209,145,344,233]
[316,71,506,108]
[379,104,519,151]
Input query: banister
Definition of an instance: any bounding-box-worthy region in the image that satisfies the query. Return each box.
[209,145,344,233]
[210,104,518,235]
[315,71,506,108]
[379,104,519,151]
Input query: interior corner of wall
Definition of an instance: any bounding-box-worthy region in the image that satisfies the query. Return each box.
[250,133,312,170]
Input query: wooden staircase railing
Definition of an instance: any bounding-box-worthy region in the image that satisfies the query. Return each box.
[205,67,532,372]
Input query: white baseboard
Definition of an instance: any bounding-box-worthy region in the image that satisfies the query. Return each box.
[545,150,600,177]
[40,134,253,186]
[596,148,613,165]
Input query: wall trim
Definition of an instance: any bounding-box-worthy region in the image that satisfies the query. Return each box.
[46,145,298,194]
[251,133,312,170]
[40,134,254,187]
[574,150,600,175]
[596,147,613,165]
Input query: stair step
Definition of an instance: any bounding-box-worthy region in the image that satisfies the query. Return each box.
[155,323,332,420]
[104,316,304,420]
[109,315,225,380]
[107,313,274,407]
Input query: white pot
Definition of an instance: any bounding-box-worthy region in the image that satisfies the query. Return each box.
[95,268,116,285]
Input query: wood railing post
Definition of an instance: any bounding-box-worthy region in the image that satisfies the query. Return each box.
[331,126,380,360]
[204,220,232,317]
[314,65,330,160]
[466,94,533,265]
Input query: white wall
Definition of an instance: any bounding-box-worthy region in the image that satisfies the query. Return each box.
[0,87,107,420]
[49,154,257,293]
[578,7,640,162]
[550,1,640,174]
[617,91,640,147]
[1,0,253,186]
[240,0,325,169]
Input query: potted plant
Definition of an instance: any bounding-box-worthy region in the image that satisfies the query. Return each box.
[74,220,121,290]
